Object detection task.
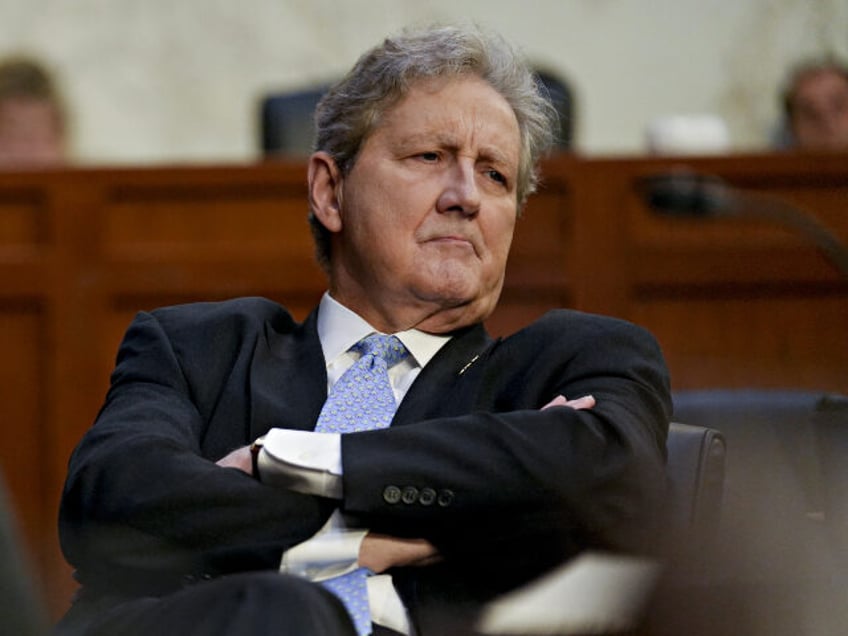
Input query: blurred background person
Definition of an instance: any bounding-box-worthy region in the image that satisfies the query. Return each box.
[781,57,848,151]
[0,55,68,167]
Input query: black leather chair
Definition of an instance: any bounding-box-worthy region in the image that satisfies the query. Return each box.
[533,68,575,151]
[259,85,330,158]
[665,422,726,547]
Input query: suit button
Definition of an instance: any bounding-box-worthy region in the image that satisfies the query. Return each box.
[383,485,402,504]
[401,486,419,504]
[437,489,455,507]
[419,487,437,506]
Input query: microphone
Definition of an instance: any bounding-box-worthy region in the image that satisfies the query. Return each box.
[642,172,737,216]
[640,171,848,278]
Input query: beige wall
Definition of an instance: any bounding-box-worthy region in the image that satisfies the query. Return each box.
[1,0,845,163]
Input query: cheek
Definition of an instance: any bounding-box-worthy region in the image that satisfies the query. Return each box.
[486,213,517,259]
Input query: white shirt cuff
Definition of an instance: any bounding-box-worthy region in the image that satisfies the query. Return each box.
[281,523,367,580]
[257,428,343,498]
[280,522,411,635]
[369,574,412,635]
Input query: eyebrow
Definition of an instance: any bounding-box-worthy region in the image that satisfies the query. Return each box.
[398,131,518,173]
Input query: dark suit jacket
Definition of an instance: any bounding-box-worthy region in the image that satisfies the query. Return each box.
[59,297,670,634]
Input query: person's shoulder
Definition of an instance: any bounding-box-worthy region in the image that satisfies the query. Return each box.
[144,296,299,336]
[514,308,652,339]
[497,309,663,360]
[149,296,289,319]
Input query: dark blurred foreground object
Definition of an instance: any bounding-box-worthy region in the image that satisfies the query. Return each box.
[0,55,67,167]
[812,393,848,565]
[645,389,848,636]
[0,473,49,635]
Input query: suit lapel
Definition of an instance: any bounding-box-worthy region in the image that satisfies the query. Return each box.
[393,323,495,426]
[249,307,327,441]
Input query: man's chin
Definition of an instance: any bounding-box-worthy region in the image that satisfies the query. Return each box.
[414,292,500,334]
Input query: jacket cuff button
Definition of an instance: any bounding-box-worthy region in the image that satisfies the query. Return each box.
[419,487,436,506]
[383,485,402,504]
[401,486,419,504]
[437,489,455,507]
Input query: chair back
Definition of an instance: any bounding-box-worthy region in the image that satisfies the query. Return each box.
[665,421,726,543]
[259,85,329,157]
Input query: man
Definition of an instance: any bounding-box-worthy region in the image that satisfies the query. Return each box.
[0,56,67,166]
[782,58,848,150]
[57,24,670,636]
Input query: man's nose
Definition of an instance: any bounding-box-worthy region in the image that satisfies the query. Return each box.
[437,160,481,217]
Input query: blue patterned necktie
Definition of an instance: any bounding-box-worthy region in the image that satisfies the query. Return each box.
[315,333,409,636]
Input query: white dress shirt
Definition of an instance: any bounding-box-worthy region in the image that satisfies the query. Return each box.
[257,293,450,634]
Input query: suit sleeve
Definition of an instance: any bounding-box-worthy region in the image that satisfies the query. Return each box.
[339,312,671,584]
[59,309,334,590]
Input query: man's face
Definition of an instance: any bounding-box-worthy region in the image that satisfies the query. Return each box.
[0,97,64,166]
[325,75,521,334]
[790,69,848,150]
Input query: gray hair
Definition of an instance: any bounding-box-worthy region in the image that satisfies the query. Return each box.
[308,24,558,270]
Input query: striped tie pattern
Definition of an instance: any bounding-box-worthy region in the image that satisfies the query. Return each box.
[315,333,408,636]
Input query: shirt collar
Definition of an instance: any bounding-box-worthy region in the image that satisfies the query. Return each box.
[317,292,450,368]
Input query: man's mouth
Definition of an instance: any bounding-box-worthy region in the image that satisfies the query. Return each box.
[430,235,472,246]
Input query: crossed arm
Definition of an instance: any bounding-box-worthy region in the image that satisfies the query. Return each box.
[216,394,596,573]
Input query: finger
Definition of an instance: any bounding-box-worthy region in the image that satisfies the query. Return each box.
[216,446,252,473]
[542,394,596,410]
[542,395,569,409]
[564,395,596,410]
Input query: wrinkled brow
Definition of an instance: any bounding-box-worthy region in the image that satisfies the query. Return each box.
[397,131,517,173]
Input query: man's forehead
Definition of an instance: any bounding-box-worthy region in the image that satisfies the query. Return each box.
[796,70,848,95]
[399,126,516,156]
[383,79,520,159]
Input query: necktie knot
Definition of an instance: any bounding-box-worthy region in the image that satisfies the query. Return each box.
[314,334,407,436]
[353,334,408,368]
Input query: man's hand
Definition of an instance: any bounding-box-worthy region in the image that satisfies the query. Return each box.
[216,445,253,474]
[358,533,442,573]
[543,394,596,410]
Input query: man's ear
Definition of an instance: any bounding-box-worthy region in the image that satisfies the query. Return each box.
[308,151,344,233]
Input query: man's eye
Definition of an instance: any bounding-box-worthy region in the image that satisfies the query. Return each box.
[418,152,439,161]
[487,169,507,185]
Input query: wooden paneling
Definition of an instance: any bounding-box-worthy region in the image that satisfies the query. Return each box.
[632,294,847,391]
[103,182,311,261]
[0,152,845,619]
[0,188,48,248]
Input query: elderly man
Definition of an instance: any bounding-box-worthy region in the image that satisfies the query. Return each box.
[57,24,670,636]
